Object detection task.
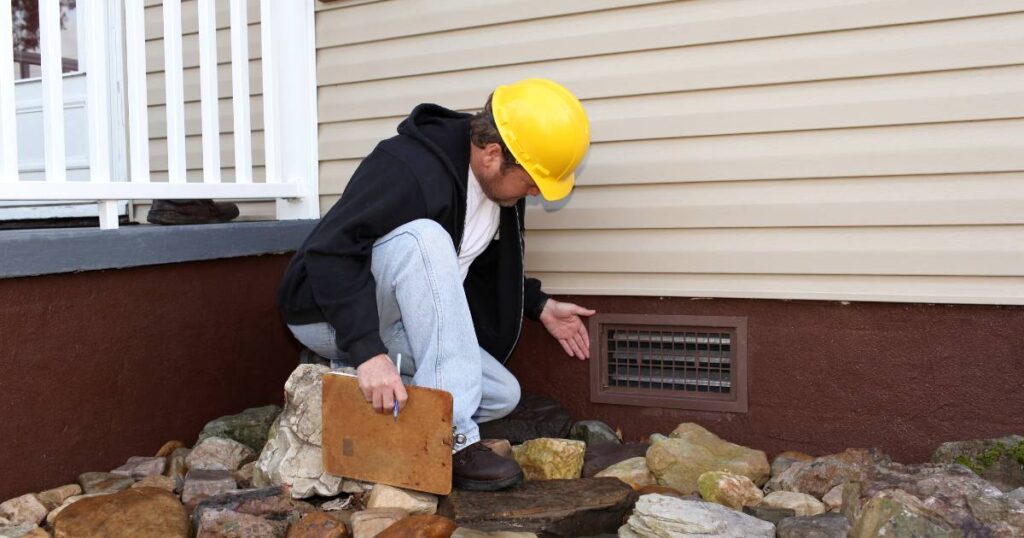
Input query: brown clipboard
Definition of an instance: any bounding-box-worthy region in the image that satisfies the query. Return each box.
[321,372,454,495]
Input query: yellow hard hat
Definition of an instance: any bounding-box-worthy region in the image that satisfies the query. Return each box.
[492,79,590,201]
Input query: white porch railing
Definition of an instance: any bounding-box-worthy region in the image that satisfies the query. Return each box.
[0,0,319,230]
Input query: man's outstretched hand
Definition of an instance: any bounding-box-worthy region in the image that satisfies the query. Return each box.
[539,299,597,360]
[356,354,408,413]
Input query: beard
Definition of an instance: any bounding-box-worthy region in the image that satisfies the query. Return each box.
[478,172,521,207]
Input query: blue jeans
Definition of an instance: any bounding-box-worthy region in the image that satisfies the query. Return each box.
[288,219,521,449]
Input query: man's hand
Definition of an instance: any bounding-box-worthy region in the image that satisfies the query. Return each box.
[539,299,596,360]
[356,354,408,413]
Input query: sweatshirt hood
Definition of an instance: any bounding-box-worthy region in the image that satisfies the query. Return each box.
[397,104,472,195]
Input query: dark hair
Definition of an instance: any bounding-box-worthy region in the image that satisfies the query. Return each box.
[470,93,519,174]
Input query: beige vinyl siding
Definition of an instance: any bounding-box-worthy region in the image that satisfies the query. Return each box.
[314,0,1024,305]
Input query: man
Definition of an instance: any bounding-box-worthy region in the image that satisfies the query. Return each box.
[278,79,594,491]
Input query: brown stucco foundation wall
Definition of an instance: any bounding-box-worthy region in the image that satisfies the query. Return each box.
[0,255,301,501]
[508,296,1024,463]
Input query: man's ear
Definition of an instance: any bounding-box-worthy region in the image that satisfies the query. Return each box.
[483,143,503,166]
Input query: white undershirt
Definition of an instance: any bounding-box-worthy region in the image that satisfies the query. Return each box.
[458,167,501,281]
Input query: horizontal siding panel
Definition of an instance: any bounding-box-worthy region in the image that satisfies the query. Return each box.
[145,24,262,74]
[147,167,267,183]
[149,96,265,138]
[318,13,1024,120]
[314,0,664,47]
[149,131,266,173]
[320,0,1024,85]
[147,60,263,106]
[528,272,1024,305]
[524,226,1024,276]
[526,173,1024,229]
[144,0,260,40]
[318,159,360,196]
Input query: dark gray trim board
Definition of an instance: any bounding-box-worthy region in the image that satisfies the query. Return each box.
[0,220,318,279]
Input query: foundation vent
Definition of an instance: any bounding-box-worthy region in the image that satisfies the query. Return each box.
[589,314,748,413]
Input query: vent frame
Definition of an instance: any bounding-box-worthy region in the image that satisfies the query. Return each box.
[588,313,748,413]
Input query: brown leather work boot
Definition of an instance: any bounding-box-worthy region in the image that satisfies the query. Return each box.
[452,441,524,491]
[146,199,240,225]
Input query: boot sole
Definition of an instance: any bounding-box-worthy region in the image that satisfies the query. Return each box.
[453,471,524,492]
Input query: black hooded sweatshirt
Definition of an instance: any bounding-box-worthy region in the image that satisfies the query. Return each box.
[278,104,550,366]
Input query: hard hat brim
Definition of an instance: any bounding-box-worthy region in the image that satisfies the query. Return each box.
[533,171,574,202]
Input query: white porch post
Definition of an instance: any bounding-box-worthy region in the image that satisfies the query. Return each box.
[260,0,320,220]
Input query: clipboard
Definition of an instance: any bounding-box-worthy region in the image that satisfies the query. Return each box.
[321,372,454,495]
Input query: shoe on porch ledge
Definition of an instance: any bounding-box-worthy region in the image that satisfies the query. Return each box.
[146,199,240,225]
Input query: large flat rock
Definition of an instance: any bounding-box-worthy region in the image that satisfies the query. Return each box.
[438,478,636,536]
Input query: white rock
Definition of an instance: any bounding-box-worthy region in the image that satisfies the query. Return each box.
[762,490,826,517]
[596,457,656,489]
[823,484,844,512]
[0,494,47,526]
[350,508,408,538]
[186,437,255,471]
[365,484,437,515]
[0,523,45,538]
[111,456,167,479]
[621,494,775,537]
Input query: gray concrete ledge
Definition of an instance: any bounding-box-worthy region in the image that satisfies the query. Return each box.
[0,219,318,279]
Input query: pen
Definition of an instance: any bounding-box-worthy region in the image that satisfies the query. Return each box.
[393,353,402,422]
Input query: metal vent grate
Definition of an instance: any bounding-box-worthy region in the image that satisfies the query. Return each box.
[590,314,748,413]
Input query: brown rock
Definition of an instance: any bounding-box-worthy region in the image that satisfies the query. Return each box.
[646,424,770,493]
[181,469,236,512]
[191,486,316,530]
[186,436,256,472]
[34,485,81,511]
[132,475,177,493]
[166,447,191,481]
[0,525,49,538]
[76,472,135,495]
[766,448,889,497]
[45,494,109,526]
[235,461,257,489]
[350,508,408,538]
[582,442,649,478]
[156,440,187,458]
[480,439,512,459]
[439,477,636,534]
[771,450,814,479]
[635,484,693,500]
[477,393,572,444]
[450,530,536,538]
[196,510,289,537]
[111,456,167,479]
[286,511,350,538]
[0,494,48,526]
[377,514,457,538]
[52,488,188,538]
[697,470,764,510]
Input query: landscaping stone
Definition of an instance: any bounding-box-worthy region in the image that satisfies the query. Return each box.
[286,511,350,538]
[743,505,796,525]
[76,472,135,495]
[45,494,108,526]
[766,448,889,497]
[931,434,1024,492]
[450,530,536,538]
[365,484,438,515]
[350,508,408,538]
[192,487,315,527]
[198,404,282,453]
[0,495,46,527]
[165,447,190,482]
[478,393,572,444]
[594,457,655,489]
[568,421,620,446]
[51,487,188,538]
[776,513,850,538]
[582,442,648,478]
[34,484,81,511]
[181,469,236,510]
[1007,487,1024,502]
[438,477,636,534]
[762,491,826,517]
[772,451,814,479]
[257,364,349,498]
[619,494,775,537]
[235,461,257,489]
[511,438,585,480]
[111,456,167,479]
[131,474,177,493]
[480,439,512,459]
[635,484,692,500]
[697,470,763,510]
[848,489,958,538]
[376,514,457,537]
[156,440,186,458]
[186,436,256,471]
[645,423,770,493]
[822,484,843,512]
[196,510,289,537]
[0,524,47,538]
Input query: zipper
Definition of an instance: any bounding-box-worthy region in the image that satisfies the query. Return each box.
[503,205,525,364]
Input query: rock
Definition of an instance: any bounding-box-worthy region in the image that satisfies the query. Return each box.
[192,487,316,534]
[697,470,764,510]
[645,423,770,493]
[766,448,889,497]
[376,514,457,537]
[821,485,843,512]
[131,475,177,493]
[45,494,108,526]
[198,405,283,453]
[620,494,775,537]
[181,469,237,510]
[111,456,167,479]
[156,440,187,458]
[350,508,408,538]
[931,435,1024,492]
[365,485,437,515]
[186,436,256,471]
[286,511,350,538]
[196,510,289,537]
[76,472,135,495]
[0,495,47,526]
[480,439,512,459]
[438,477,636,534]
[772,451,814,479]
[0,517,7,526]
[165,447,190,481]
[636,484,692,500]
[568,421,620,446]
[34,484,81,511]
[256,365,347,498]
[235,461,257,489]
[762,491,826,517]
[583,442,649,478]
[450,530,536,538]
[594,457,655,489]
[743,505,796,525]
[477,393,572,444]
[52,487,188,538]
[776,513,851,538]
[1007,487,1024,502]
[511,438,585,480]
[0,524,48,538]
[849,489,958,537]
